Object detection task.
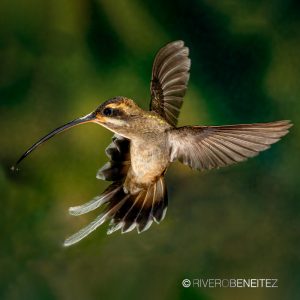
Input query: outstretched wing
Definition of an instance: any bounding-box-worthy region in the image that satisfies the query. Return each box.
[150,40,191,126]
[168,120,292,170]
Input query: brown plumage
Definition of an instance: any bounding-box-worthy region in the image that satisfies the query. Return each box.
[15,41,293,247]
[150,40,190,126]
[168,121,292,170]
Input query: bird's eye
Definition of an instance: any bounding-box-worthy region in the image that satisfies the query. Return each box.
[103,107,113,116]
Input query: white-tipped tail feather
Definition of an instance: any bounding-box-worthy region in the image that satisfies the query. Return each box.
[64,177,168,247]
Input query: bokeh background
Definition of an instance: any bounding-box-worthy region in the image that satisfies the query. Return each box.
[1,0,299,299]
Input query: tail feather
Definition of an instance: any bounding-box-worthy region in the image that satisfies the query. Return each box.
[64,193,128,247]
[135,187,154,233]
[68,183,122,216]
[121,191,146,233]
[152,177,168,223]
[64,177,168,246]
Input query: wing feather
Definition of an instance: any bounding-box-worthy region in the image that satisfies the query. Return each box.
[150,40,191,126]
[96,134,130,181]
[168,120,292,170]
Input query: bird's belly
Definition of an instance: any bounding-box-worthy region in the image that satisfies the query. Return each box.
[127,140,169,188]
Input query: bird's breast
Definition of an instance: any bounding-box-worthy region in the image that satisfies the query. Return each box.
[128,136,169,187]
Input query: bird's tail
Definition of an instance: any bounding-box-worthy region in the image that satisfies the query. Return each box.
[64,177,168,247]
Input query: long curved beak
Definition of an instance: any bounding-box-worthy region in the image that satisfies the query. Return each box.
[14,112,96,167]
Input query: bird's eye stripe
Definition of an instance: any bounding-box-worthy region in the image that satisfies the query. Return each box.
[112,109,121,116]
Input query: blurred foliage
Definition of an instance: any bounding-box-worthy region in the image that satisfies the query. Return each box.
[0,0,299,299]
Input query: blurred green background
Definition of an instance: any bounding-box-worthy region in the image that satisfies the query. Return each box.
[1,0,299,299]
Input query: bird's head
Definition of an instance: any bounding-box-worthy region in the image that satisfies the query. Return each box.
[94,96,143,135]
[14,96,143,167]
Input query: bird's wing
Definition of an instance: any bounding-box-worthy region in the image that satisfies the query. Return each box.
[96,134,130,181]
[150,40,191,126]
[168,120,292,170]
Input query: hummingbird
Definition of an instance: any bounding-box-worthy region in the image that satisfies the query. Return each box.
[14,41,292,247]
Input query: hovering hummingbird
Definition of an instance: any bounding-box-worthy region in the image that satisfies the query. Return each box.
[15,41,292,247]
